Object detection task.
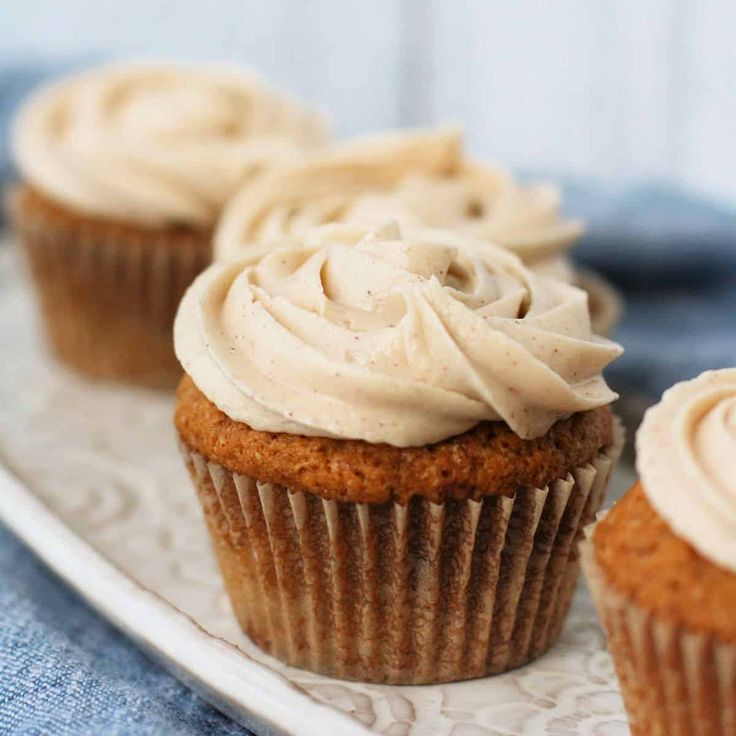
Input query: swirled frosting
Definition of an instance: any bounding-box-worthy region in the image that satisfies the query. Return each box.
[177,221,621,446]
[637,369,736,573]
[12,62,327,227]
[214,128,583,276]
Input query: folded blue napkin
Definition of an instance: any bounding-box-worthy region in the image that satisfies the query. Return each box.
[567,179,736,397]
[1,64,735,736]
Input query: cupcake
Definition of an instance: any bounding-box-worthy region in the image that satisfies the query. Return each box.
[175,220,624,683]
[582,369,736,735]
[10,61,326,387]
[214,128,620,335]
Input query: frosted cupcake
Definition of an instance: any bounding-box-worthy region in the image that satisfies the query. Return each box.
[582,369,736,735]
[215,128,620,335]
[175,221,623,683]
[10,61,326,387]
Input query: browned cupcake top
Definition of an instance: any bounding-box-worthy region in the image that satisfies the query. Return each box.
[176,374,613,504]
[594,482,736,643]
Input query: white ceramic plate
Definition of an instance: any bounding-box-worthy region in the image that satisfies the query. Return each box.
[0,242,634,736]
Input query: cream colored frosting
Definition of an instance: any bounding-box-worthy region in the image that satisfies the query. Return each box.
[178,221,621,446]
[637,369,736,573]
[214,128,583,275]
[13,61,327,227]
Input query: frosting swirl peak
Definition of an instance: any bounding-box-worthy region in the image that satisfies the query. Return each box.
[177,222,621,446]
[214,129,583,274]
[637,369,736,573]
[13,61,327,227]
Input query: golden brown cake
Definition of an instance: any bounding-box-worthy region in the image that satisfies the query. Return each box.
[582,369,736,736]
[176,374,613,503]
[10,61,326,386]
[175,221,624,683]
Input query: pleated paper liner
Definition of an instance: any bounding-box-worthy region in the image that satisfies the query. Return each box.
[179,419,623,685]
[10,186,211,388]
[581,523,736,736]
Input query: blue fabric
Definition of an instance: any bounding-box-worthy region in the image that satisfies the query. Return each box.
[0,526,251,736]
[1,64,735,736]
[565,179,736,396]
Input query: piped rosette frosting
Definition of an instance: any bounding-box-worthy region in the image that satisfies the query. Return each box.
[214,128,583,280]
[177,221,621,447]
[637,368,736,573]
[13,61,327,227]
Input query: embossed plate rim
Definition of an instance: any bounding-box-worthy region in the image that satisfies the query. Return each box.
[0,462,372,736]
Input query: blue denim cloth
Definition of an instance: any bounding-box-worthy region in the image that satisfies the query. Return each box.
[567,179,736,397]
[1,64,735,736]
[0,526,251,736]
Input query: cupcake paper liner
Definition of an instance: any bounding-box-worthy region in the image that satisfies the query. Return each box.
[11,188,211,388]
[179,419,623,685]
[581,522,736,736]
